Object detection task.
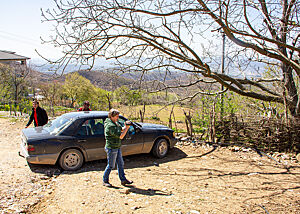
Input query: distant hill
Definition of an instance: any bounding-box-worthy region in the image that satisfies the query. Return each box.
[28,67,192,91]
[77,70,133,90]
[28,69,135,90]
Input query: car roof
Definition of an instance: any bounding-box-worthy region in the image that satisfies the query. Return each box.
[61,111,109,119]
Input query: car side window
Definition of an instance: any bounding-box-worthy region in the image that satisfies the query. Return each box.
[77,120,92,136]
[76,119,105,136]
[90,118,104,136]
[118,117,135,135]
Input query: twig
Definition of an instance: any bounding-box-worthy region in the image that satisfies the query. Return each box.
[258,204,270,214]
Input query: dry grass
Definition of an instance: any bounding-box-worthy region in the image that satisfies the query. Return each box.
[118,104,193,123]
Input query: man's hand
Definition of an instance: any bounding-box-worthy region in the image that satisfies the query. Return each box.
[125,120,132,125]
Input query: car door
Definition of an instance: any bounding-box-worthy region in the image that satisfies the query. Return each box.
[75,118,106,161]
[118,117,144,156]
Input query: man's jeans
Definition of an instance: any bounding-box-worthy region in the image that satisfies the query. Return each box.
[103,148,127,183]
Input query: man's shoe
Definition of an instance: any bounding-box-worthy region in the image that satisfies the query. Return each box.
[103,181,112,187]
[121,180,133,186]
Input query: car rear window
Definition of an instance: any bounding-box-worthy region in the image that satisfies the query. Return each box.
[44,115,73,135]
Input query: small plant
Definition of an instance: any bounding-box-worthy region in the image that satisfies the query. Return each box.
[150,116,160,121]
[4,104,10,111]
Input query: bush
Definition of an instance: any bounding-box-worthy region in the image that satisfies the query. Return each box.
[150,116,160,121]
[23,108,27,114]
[4,104,10,111]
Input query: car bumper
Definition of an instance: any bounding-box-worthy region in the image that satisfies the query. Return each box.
[19,143,58,165]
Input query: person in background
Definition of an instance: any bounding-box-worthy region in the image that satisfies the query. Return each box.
[25,100,48,128]
[77,101,91,111]
[103,109,133,187]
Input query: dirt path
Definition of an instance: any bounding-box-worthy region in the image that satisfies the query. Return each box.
[0,113,299,213]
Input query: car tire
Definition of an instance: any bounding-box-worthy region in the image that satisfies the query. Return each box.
[59,149,84,171]
[152,138,169,158]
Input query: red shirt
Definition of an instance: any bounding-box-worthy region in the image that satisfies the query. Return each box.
[77,107,91,111]
[34,109,38,126]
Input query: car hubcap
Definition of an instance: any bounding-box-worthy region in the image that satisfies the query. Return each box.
[65,153,80,168]
[158,141,168,156]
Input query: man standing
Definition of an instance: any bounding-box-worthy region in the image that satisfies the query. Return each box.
[102,109,133,187]
[77,101,91,111]
[25,100,48,128]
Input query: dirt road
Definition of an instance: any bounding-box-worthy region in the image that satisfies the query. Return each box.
[0,113,299,213]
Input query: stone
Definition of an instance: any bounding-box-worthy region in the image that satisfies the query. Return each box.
[190,210,200,214]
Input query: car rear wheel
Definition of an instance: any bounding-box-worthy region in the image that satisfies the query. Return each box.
[152,139,169,158]
[59,149,84,171]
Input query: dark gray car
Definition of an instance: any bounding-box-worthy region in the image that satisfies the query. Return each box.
[19,111,177,170]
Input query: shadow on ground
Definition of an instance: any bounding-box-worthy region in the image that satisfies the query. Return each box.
[27,147,187,176]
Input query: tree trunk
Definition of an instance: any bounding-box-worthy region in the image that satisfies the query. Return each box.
[282,63,299,117]
[184,110,193,137]
[106,94,112,110]
[168,105,175,129]
[140,103,146,123]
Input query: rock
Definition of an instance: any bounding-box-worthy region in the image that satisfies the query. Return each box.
[122,189,130,194]
[131,206,141,210]
[232,147,240,152]
[247,172,258,176]
[242,148,251,152]
[296,153,300,162]
[153,162,159,167]
[189,210,200,214]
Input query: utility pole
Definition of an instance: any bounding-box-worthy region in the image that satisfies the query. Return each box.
[220,31,225,120]
[220,1,225,121]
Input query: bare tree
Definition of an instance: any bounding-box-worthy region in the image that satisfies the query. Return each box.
[0,62,29,108]
[41,0,300,117]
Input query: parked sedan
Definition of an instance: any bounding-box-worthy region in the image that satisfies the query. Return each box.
[19,111,177,171]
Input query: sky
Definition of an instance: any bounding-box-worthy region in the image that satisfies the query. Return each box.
[0,0,61,63]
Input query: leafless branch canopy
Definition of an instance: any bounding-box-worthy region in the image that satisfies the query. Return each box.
[42,0,300,115]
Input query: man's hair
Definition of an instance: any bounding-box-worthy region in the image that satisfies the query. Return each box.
[84,101,90,105]
[108,109,120,118]
[33,100,39,105]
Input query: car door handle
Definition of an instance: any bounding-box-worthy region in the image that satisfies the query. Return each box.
[78,140,86,142]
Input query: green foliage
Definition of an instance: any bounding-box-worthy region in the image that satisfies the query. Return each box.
[63,72,97,107]
[114,86,144,106]
[5,104,10,111]
[150,116,160,121]
[192,92,239,128]
[23,108,27,114]
[90,87,109,110]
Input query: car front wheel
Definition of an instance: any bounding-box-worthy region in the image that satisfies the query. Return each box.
[152,139,169,158]
[59,149,84,171]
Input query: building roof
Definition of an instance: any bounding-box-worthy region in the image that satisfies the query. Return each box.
[0,50,30,61]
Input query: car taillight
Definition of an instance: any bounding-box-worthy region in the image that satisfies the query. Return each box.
[27,145,35,152]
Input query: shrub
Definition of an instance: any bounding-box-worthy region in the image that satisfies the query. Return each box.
[4,104,10,111]
[150,116,160,121]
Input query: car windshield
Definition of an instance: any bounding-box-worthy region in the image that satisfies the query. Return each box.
[44,115,73,135]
